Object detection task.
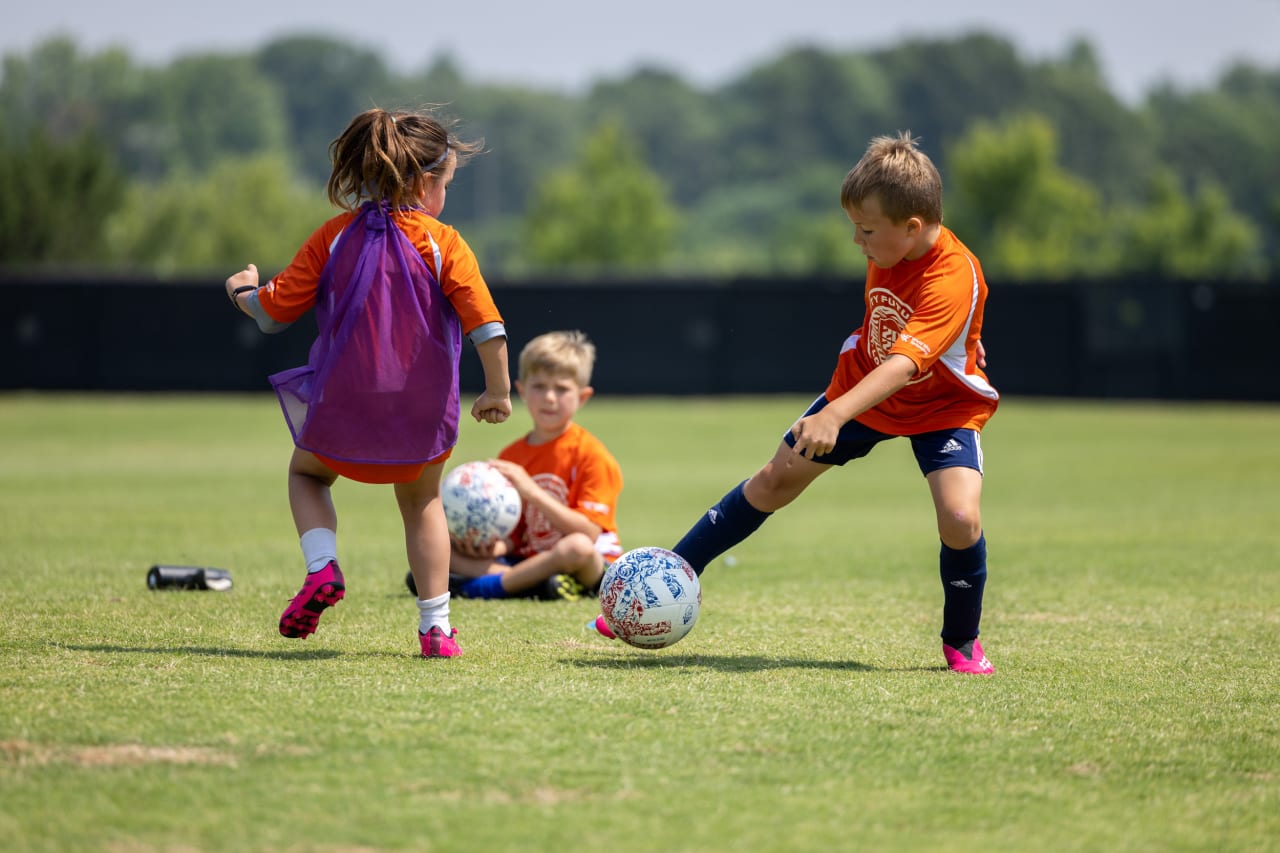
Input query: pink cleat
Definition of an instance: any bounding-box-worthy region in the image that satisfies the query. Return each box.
[420,626,462,658]
[943,638,994,674]
[279,562,345,639]
[587,614,616,640]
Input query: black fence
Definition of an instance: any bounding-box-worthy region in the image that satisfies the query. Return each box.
[3,275,1277,401]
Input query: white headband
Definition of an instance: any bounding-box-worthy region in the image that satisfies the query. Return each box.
[423,145,451,173]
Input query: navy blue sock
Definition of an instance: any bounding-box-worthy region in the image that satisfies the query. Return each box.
[460,573,507,600]
[672,481,771,575]
[939,533,987,645]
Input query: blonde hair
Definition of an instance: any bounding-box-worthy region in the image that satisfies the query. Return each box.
[325,107,483,211]
[840,131,943,224]
[518,331,596,386]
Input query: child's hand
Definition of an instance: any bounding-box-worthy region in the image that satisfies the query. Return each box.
[788,409,842,462]
[452,535,507,559]
[471,391,512,424]
[487,458,536,497]
[225,264,259,312]
[225,264,258,296]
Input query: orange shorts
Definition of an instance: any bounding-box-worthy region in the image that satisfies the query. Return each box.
[315,447,453,484]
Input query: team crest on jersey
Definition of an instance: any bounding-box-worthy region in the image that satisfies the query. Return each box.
[867,288,932,384]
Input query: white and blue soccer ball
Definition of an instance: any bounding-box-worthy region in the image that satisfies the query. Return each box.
[441,461,522,551]
[599,546,701,649]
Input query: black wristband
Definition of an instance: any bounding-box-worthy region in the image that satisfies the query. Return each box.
[230,284,257,305]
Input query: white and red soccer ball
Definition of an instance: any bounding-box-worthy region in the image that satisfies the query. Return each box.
[441,461,522,551]
[599,547,701,649]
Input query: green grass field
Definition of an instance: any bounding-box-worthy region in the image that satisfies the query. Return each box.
[1,393,1277,852]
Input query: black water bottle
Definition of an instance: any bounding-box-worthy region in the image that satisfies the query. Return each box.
[146,565,233,591]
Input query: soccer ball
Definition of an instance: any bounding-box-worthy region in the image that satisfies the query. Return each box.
[599,547,701,649]
[441,461,522,551]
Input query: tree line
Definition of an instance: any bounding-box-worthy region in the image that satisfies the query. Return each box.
[1,33,1277,284]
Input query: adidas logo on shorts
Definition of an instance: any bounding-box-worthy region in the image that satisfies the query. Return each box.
[941,438,964,454]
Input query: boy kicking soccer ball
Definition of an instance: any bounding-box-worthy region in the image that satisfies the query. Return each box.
[594,132,999,674]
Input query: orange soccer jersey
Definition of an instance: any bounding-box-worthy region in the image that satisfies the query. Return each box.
[498,422,624,562]
[257,207,503,483]
[826,226,999,435]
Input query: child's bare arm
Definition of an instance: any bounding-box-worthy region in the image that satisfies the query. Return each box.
[488,459,602,540]
[790,354,917,460]
[471,336,512,424]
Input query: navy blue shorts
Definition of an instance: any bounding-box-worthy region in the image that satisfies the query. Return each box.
[782,395,985,476]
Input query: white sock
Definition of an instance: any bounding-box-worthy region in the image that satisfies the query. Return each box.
[299,528,338,573]
[417,591,451,634]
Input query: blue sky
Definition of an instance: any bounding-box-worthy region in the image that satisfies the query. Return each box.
[5,0,1278,103]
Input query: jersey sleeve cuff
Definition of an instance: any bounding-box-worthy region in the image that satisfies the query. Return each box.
[246,292,291,334]
[468,321,506,345]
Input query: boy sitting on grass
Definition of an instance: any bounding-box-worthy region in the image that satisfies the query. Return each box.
[447,330,623,601]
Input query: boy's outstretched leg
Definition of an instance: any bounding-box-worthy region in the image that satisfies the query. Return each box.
[671,480,770,574]
[672,443,828,574]
[589,441,825,639]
